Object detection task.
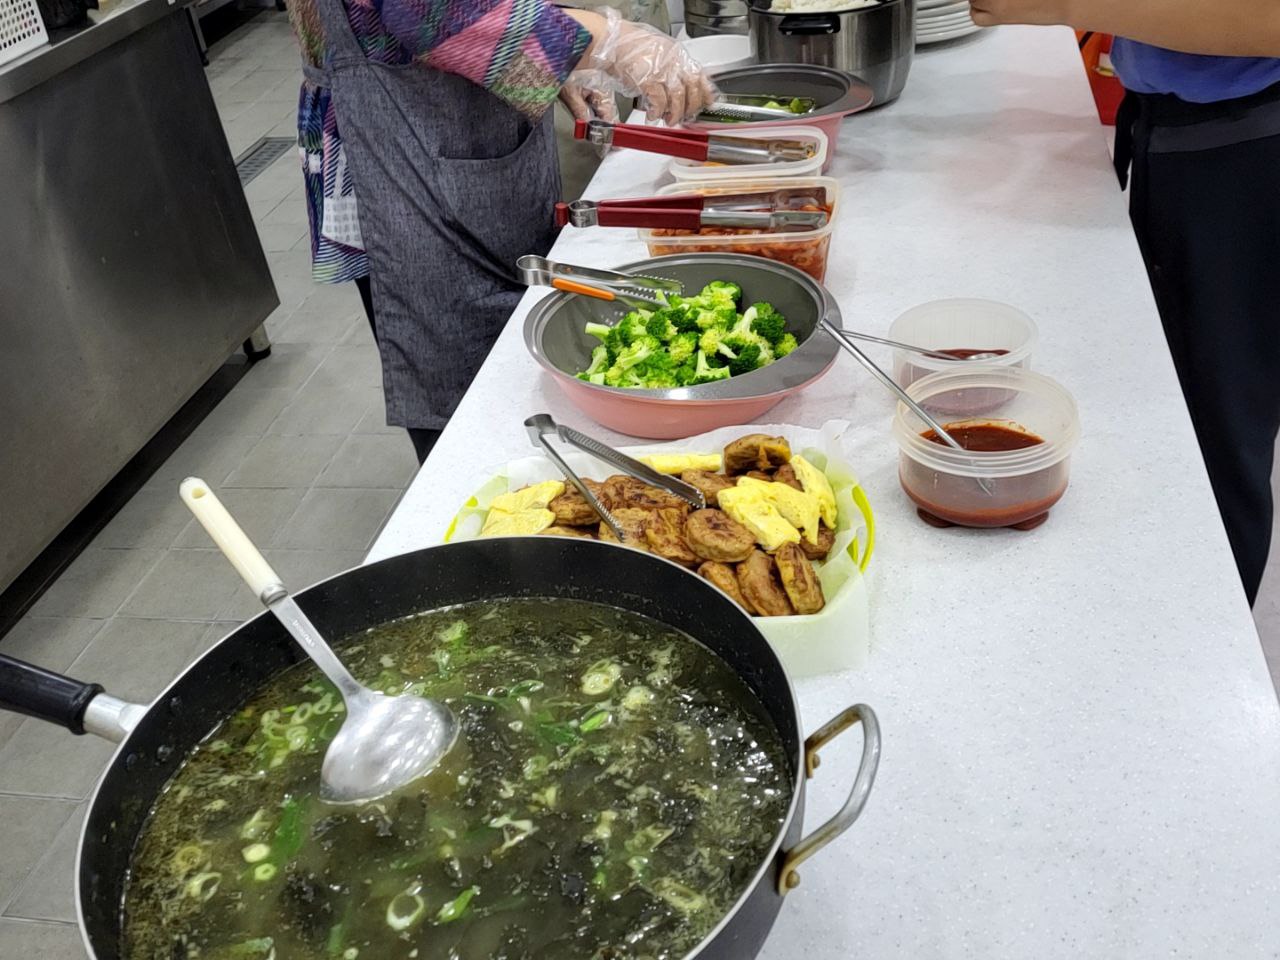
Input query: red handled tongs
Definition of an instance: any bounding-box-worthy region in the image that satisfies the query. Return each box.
[573,118,816,165]
[556,189,829,232]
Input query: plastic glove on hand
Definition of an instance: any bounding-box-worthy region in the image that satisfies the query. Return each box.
[560,78,620,124]
[584,8,717,125]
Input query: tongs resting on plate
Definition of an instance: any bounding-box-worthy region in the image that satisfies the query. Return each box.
[573,118,816,165]
[556,190,829,232]
[524,414,705,543]
[517,255,681,307]
[699,93,818,123]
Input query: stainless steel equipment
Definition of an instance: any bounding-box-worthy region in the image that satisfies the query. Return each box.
[0,0,277,594]
[748,0,916,106]
[698,63,875,129]
[686,0,750,36]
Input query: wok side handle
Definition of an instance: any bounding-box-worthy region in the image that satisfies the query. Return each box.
[778,703,881,896]
[0,653,104,735]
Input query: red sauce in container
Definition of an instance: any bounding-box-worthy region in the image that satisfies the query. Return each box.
[921,421,1043,451]
[935,348,1011,360]
[901,420,1068,530]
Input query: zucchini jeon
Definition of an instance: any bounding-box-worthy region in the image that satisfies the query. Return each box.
[601,475,690,513]
[645,507,701,567]
[685,509,756,563]
[774,542,825,614]
[736,550,795,617]
[598,507,652,549]
[680,469,736,504]
[723,434,791,474]
[698,561,754,612]
[548,479,605,527]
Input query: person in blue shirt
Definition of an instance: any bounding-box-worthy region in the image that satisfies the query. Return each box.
[971,0,1280,605]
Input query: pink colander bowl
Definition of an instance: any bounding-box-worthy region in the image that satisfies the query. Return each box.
[523,253,840,440]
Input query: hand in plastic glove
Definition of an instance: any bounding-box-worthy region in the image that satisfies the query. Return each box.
[566,8,717,126]
[559,80,619,124]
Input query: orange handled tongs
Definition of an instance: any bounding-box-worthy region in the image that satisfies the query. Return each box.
[573,118,816,164]
[516,255,683,308]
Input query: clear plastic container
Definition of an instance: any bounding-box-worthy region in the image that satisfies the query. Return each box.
[893,368,1080,530]
[667,126,830,181]
[889,299,1039,396]
[639,176,840,281]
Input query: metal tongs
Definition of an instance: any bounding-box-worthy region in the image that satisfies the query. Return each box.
[818,319,996,497]
[699,93,818,123]
[556,189,829,232]
[573,118,816,165]
[517,255,680,308]
[524,414,705,542]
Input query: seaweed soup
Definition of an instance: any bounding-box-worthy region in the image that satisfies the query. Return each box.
[122,598,792,960]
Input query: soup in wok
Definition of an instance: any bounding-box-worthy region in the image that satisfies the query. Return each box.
[122,598,792,960]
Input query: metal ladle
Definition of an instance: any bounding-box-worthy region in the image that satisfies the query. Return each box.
[180,478,458,805]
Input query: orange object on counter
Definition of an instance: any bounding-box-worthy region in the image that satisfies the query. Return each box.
[1078,31,1125,126]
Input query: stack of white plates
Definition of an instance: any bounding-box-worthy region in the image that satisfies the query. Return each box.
[916,0,982,44]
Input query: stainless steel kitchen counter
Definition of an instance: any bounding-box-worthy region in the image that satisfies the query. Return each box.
[0,0,277,593]
[0,0,188,103]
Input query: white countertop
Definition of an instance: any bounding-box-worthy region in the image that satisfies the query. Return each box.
[369,25,1280,958]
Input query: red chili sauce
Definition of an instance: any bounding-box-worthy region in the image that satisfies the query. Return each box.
[936,348,1011,360]
[921,421,1043,451]
[902,420,1066,530]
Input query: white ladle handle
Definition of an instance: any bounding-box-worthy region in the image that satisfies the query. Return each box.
[180,477,364,698]
[180,477,283,603]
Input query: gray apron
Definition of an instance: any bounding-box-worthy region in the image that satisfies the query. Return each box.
[309,0,561,429]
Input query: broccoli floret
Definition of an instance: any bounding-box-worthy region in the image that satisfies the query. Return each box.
[646,312,678,341]
[776,332,799,357]
[727,342,765,376]
[746,302,788,346]
[692,350,731,384]
[724,332,774,363]
[577,345,610,382]
[653,305,698,335]
[675,359,698,385]
[691,306,731,331]
[584,321,613,342]
[698,327,726,356]
[616,311,656,346]
[614,339,656,371]
[702,280,743,307]
[668,332,698,365]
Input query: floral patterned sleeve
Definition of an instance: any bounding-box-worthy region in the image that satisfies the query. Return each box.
[373,0,592,120]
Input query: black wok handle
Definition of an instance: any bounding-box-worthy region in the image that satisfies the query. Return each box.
[0,654,103,735]
[778,703,880,894]
[780,13,841,35]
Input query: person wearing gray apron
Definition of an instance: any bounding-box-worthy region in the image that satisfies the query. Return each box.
[300,0,713,464]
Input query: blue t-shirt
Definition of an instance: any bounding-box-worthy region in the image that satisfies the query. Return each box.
[1111,39,1280,103]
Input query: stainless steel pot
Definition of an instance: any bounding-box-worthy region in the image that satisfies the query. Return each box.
[687,13,751,36]
[0,538,880,960]
[749,0,916,106]
[686,0,751,35]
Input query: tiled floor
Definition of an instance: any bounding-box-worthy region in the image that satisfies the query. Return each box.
[3,8,1280,956]
[0,13,417,953]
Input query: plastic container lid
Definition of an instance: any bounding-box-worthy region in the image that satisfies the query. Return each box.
[666,126,829,182]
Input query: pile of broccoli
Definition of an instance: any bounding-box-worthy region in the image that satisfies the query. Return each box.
[576,280,800,390]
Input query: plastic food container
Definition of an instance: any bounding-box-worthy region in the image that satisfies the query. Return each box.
[889,299,1039,393]
[640,177,839,282]
[667,126,830,180]
[893,368,1080,530]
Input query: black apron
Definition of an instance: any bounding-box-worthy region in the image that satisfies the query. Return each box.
[309,0,561,430]
[1114,79,1280,603]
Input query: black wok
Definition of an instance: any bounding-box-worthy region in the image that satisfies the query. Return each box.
[0,538,879,960]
